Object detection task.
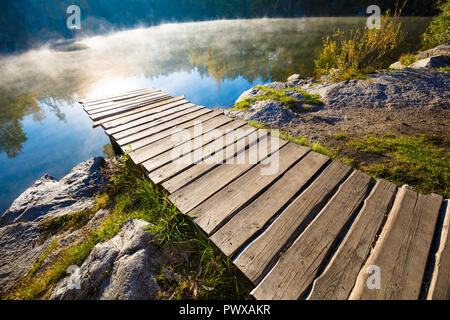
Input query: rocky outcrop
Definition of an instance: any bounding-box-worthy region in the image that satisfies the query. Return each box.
[0,157,109,296]
[50,219,163,300]
[225,99,296,127]
[303,68,450,110]
[0,157,107,226]
[389,43,450,70]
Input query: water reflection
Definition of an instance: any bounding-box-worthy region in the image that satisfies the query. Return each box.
[0,18,430,212]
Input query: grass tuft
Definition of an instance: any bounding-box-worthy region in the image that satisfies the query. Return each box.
[232,85,322,111]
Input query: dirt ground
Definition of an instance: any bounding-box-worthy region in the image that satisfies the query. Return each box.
[288,105,450,150]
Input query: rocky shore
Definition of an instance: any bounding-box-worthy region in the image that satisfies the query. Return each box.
[225,44,450,140]
[0,157,178,300]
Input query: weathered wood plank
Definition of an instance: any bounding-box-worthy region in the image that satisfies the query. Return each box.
[115,108,212,146]
[102,100,190,131]
[427,200,449,300]
[130,113,230,164]
[161,132,279,194]
[307,179,397,300]
[110,105,202,140]
[92,96,186,128]
[79,88,155,105]
[89,95,172,121]
[192,142,310,236]
[251,171,373,300]
[122,112,226,153]
[104,102,194,136]
[349,186,443,300]
[211,151,330,258]
[145,121,251,183]
[84,91,165,113]
[169,132,284,214]
[234,161,352,284]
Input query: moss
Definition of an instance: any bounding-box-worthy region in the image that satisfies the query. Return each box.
[232,85,322,111]
[346,134,449,197]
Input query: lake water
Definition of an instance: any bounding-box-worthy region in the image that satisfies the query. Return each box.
[0,17,431,213]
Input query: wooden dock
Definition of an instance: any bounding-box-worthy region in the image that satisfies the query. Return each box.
[79,88,449,300]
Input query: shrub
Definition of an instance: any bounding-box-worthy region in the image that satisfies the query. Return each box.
[315,5,405,81]
[422,0,450,49]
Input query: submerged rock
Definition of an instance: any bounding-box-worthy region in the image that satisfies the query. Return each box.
[0,157,107,226]
[50,219,163,300]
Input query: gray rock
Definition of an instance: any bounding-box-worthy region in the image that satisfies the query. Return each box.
[0,221,50,295]
[235,87,265,103]
[389,61,406,70]
[416,43,450,59]
[0,157,107,226]
[50,219,163,300]
[306,68,450,109]
[410,55,449,69]
[226,99,296,127]
[287,74,304,82]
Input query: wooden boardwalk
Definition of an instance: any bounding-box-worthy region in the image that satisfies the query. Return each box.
[79,88,449,300]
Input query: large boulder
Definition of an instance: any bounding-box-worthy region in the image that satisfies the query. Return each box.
[303,68,450,109]
[226,99,296,127]
[0,157,107,226]
[50,219,163,300]
[410,55,449,69]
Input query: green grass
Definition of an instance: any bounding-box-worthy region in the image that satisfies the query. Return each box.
[346,134,449,197]
[5,156,252,300]
[436,66,450,72]
[399,53,419,66]
[232,85,322,111]
[277,132,336,158]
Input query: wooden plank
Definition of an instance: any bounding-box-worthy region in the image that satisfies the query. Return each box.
[307,179,397,300]
[427,200,449,300]
[234,161,352,284]
[89,95,172,121]
[79,88,155,105]
[102,100,190,131]
[147,123,257,185]
[122,112,227,153]
[110,105,201,140]
[143,120,249,176]
[129,113,230,164]
[192,142,310,236]
[169,132,285,214]
[84,91,165,113]
[92,96,186,128]
[349,186,443,300]
[251,171,373,300]
[161,130,270,194]
[210,151,330,258]
[115,108,212,146]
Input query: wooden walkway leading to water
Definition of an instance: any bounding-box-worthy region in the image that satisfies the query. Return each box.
[79,88,449,300]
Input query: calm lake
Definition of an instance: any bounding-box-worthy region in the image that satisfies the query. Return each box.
[0,17,431,212]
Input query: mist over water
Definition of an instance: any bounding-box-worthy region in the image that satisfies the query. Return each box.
[0,17,430,212]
